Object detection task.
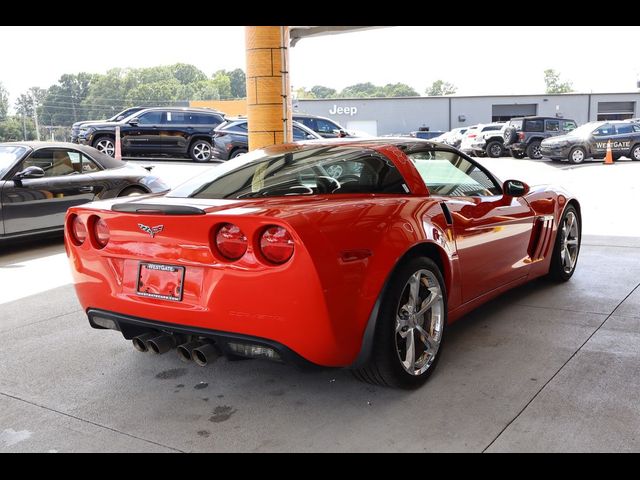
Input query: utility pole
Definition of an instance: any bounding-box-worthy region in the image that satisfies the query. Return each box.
[32,93,40,141]
[22,114,27,140]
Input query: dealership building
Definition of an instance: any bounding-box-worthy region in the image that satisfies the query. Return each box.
[193,92,640,137]
[290,92,640,136]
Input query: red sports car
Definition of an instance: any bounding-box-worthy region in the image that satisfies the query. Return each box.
[65,139,581,389]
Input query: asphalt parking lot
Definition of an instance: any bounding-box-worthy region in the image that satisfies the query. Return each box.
[1,157,639,452]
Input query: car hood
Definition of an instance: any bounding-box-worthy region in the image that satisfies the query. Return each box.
[541,133,579,144]
[72,119,105,128]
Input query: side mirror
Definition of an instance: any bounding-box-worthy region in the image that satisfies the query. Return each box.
[14,166,45,180]
[306,134,316,140]
[128,118,140,126]
[503,179,529,197]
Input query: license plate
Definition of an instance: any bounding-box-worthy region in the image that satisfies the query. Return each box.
[137,263,185,302]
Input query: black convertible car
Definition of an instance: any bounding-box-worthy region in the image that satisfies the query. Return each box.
[0,142,169,240]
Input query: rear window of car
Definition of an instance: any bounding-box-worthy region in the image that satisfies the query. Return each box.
[220,121,248,133]
[482,125,502,132]
[509,119,523,130]
[524,119,544,132]
[168,146,409,199]
[615,124,634,134]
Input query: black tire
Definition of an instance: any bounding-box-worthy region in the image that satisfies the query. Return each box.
[119,186,147,197]
[548,205,580,281]
[568,146,586,164]
[486,140,504,158]
[511,151,526,159]
[475,150,487,158]
[353,256,447,389]
[230,148,247,159]
[189,140,213,162]
[526,140,542,160]
[93,136,116,157]
[503,126,517,146]
[630,144,640,161]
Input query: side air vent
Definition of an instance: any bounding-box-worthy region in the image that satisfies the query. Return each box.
[440,202,453,225]
[528,216,554,261]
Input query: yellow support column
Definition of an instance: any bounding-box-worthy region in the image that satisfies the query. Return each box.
[245,26,292,151]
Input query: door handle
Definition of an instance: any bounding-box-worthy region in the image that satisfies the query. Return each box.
[79,186,94,193]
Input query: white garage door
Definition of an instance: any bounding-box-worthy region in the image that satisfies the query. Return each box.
[346,120,378,137]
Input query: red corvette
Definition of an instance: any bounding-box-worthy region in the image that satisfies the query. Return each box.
[65,139,581,389]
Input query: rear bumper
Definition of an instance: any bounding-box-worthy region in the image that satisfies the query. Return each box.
[507,142,526,153]
[87,308,316,368]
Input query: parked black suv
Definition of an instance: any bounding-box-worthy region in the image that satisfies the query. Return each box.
[70,106,147,143]
[212,119,322,160]
[503,116,577,159]
[76,107,225,162]
[293,114,350,138]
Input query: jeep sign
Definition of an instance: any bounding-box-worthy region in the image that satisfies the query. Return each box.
[329,105,358,116]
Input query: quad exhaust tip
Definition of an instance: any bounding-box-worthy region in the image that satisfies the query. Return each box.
[132,333,157,353]
[146,334,181,355]
[176,341,206,363]
[192,343,220,367]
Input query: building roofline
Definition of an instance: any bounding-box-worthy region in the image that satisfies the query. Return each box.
[297,92,640,102]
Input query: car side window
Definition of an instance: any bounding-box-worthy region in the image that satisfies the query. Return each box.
[316,119,338,134]
[293,126,307,140]
[20,149,78,177]
[137,111,163,125]
[524,119,544,132]
[295,117,315,131]
[546,120,560,132]
[408,150,501,197]
[615,124,633,135]
[562,120,577,132]
[593,124,615,136]
[163,111,187,124]
[633,124,640,133]
[81,154,101,173]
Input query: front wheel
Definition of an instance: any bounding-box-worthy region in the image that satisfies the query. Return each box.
[189,140,212,162]
[630,144,640,161]
[353,257,447,389]
[568,146,586,164]
[526,140,542,160]
[486,141,504,158]
[93,136,115,157]
[548,205,581,281]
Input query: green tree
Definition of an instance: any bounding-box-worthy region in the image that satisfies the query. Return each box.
[425,80,457,96]
[0,82,9,121]
[172,63,207,84]
[15,87,47,117]
[212,70,232,99]
[228,68,246,98]
[382,83,419,97]
[340,82,384,98]
[310,85,337,99]
[0,117,26,141]
[294,87,316,99]
[544,69,573,94]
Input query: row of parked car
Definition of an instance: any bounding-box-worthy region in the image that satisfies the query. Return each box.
[71,107,351,162]
[432,116,640,163]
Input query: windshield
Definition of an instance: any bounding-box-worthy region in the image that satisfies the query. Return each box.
[566,122,601,137]
[0,145,27,178]
[168,145,408,199]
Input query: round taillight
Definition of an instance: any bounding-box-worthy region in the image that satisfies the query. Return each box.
[260,226,294,264]
[215,223,247,260]
[94,217,110,248]
[71,216,87,245]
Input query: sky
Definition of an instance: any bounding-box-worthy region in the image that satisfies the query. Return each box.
[1,25,639,107]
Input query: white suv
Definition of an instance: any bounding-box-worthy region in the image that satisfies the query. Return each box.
[460,123,507,157]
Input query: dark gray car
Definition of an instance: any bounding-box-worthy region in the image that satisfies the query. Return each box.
[0,142,169,240]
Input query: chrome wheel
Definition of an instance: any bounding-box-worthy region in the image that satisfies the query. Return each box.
[96,139,115,157]
[632,145,640,161]
[559,211,579,274]
[571,148,585,164]
[532,145,541,158]
[192,142,211,161]
[395,269,444,376]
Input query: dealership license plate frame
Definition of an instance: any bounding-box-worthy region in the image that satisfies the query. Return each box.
[136,262,185,302]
